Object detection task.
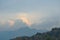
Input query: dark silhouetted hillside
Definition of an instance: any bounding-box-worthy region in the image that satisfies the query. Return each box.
[11,28,60,40]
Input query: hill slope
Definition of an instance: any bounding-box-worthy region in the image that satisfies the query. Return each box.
[11,28,60,40]
[0,27,46,40]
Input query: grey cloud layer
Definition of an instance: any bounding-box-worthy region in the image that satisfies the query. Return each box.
[0,0,60,13]
[0,0,60,31]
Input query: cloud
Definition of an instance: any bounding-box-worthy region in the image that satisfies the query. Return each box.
[16,13,31,26]
[15,12,48,25]
[0,13,44,31]
[8,20,15,26]
[0,0,60,31]
[0,19,29,31]
[0,11,60,31]
[31,14,60,30]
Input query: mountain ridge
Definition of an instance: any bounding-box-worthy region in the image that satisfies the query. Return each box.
[0,27,47,40]
[11,28,60,40]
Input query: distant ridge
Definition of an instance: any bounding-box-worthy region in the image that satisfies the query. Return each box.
[0,27,47,40]
[11,28,60,40]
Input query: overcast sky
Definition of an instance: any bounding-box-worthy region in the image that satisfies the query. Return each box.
[0,0,60,31]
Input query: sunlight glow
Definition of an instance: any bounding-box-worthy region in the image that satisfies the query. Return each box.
[8,20,15,26]
[17,14,31,26]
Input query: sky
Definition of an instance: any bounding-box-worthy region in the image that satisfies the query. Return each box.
[0,0,60,31]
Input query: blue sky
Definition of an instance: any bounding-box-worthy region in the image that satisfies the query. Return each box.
[0,0,60,31]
